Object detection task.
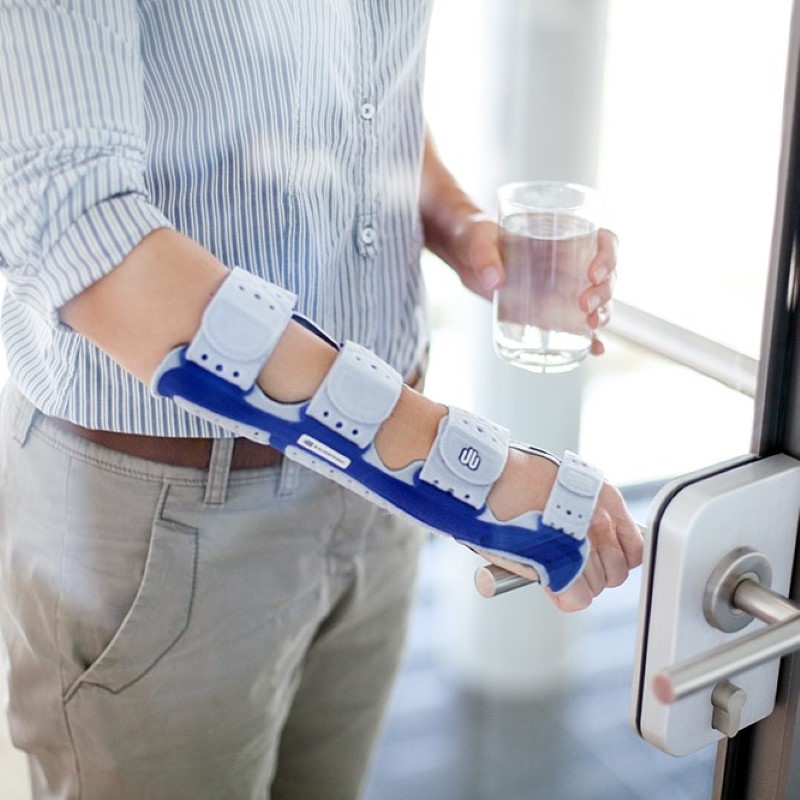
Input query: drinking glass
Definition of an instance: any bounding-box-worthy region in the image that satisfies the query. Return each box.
[493,181,599,373]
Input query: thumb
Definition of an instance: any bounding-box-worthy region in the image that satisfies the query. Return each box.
[476,261,502,294]
[464,215,505,296]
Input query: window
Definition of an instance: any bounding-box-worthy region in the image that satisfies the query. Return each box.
[423,0,794,486]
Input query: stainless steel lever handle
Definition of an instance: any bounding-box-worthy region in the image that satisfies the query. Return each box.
[474,563,540,597]
[654,581,800,702]
[654,549,800,704]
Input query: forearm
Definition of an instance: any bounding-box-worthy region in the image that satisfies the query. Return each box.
[61,228,638,603]
[59,228,338,403]
[419,128,502,297]
[419,129,484,263]
[59,227,443,463]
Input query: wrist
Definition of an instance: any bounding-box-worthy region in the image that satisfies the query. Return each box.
[422,188,483,261]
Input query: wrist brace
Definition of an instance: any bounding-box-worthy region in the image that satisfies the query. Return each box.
[152,268,603,591]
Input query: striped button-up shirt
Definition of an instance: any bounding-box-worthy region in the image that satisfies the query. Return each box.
[0,1,433,435]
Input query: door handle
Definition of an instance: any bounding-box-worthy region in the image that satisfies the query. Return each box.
[474,563,539,597]
[654,548,800,705]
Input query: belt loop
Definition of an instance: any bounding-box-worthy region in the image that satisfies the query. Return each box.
[277,456,302,497]
[11,389,38,447]
[204,438,235,506]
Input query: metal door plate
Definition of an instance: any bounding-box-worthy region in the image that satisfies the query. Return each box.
[632,454,800,756]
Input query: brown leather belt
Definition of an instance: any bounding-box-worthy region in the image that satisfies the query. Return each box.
[49,419,284,470]
[48,361,424,470]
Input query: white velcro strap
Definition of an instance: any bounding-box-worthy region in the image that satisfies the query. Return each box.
[187,267,297,391]
[543,451,604,538]
[419,408,509,510]
[306,341,403,449]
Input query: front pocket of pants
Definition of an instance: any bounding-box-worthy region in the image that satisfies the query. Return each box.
[64,512,198,701]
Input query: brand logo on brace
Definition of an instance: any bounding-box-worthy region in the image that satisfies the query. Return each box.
[459,447,481,471]
[298,435,351,470]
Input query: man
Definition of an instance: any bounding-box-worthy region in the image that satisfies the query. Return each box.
[0,3,641,798]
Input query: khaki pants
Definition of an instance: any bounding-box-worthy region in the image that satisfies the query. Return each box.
[0,383,423,799]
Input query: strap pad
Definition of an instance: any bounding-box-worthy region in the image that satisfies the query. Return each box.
[306,341,403,449]
[543,451,604,538]
[186,267,297,391]
[419,408,509,509]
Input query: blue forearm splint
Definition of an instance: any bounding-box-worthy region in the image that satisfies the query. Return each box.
[152,269,604,592]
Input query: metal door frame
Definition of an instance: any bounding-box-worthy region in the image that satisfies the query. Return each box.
[715,1,800,795]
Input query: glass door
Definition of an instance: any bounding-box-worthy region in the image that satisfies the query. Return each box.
[583,0,794,487]
[632,1,800,796]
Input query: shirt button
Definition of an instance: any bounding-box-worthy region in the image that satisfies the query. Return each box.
[360,226,377,245]
[359,102,376,121]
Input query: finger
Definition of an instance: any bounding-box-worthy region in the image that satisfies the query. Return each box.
[589,334,605,356]
[595,228,618,266]
[599,501,645,570]
[588,261,614,286]
[548,579,594,612]
[587,304,611,331]
[619,520,645,568]
[466,218,504,294]
[589,229,618,284]
[598,546,629,587]
[580,281,613,314]
[585,306,605,329]
[581,548,607,596]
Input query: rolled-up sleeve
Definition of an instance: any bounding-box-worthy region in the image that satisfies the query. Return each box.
[0,1,172,325]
